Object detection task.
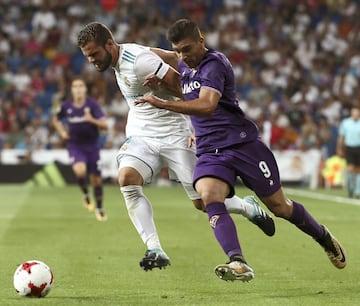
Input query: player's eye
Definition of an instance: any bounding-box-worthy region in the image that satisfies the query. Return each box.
[182,46,192,53]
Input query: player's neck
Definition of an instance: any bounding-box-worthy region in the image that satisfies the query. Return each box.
[111,44,121,68]
[73,97,86,107]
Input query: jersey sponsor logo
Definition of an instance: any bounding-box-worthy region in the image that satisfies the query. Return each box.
[209,215,220,228]
[68,116,86,123]
[182,81,201,94]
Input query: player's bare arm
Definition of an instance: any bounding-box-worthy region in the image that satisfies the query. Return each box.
[52,116,69,140]
[86,117,108,130]
[136,87,220,116]
[336,134,345,157]
[150,48,179,70]
[147,48,182,98]
[143,67,183,99]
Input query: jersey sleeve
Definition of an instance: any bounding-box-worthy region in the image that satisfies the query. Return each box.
[200,59,226,95]
[56,103,66,119]
[89,99,105,119]
[134,50,170,81]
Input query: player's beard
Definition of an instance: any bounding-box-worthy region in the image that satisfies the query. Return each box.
[95,50,112,72]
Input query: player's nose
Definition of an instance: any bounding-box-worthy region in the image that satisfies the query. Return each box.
[179,53,187,61]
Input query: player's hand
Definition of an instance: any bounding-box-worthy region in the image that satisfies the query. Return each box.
[83,107,93,122]
[143,75,162,91]
[134,95,166,108]
[60,130,69,141]
[188,134,196,147]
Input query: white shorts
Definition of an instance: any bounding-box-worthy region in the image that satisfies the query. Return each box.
[116,135,200,200]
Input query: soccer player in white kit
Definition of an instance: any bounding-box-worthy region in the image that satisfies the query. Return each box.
[77,22,275,271]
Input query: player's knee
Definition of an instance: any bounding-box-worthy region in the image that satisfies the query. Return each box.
[192,199,206,212]
[90,174,102,186]
[267,201,292,219]
[73,162,86,177]
[120,185,143,209]
[118,168,143,187]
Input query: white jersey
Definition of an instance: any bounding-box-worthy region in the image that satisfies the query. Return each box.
[113,43,192,137]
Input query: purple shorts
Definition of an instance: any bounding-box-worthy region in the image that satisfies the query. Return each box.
[193,139,282,198]
[68,144,101,176]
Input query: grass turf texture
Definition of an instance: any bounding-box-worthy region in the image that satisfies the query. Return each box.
[0,184,359,306]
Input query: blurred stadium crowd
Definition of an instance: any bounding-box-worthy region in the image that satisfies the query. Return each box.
[0,0,359,163]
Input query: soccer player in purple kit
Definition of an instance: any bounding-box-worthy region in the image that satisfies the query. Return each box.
[137,19,347,282]
[52,77,108,221]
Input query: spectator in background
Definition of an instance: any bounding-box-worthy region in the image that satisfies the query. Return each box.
[317,115,336,158]
[31,3,56,32]
[12,64,31,93]
[27,117,49,150]
[3,121,26,149]
[297,113,319,151]
[103,121,126,150]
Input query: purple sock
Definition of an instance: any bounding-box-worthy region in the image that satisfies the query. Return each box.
[289,201,325,239]
[77,178,89,198]
[206,202,242,258]
[94,186,103,209]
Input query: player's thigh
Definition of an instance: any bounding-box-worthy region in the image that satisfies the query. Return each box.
[233,140,282,197]
[193,153,238,198]
[116,137,161,184]
[161,136,200,200]
[160,135,196,181]
[72,162,87,177]
[68,147,87,177]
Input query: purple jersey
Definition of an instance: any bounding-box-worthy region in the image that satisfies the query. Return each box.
[179,50,258,155]
[57,97,104,148]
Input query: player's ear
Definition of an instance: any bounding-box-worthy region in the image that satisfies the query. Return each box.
[104,39,114,51]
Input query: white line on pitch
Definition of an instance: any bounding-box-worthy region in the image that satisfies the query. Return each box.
[285,188,360,207]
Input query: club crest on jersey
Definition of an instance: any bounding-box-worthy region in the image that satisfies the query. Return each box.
[124,76,131,87]
[209,215,220,228]
[240,131,247,138]
[182,81,201,94]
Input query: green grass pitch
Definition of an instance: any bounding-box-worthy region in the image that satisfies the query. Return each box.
[0,184,359,306]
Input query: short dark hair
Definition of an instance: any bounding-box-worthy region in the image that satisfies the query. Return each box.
[77,22,114,48]
[167,19,202,43]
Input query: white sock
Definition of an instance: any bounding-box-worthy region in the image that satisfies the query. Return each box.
[120,185,162,250]
[224,195,256,219]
